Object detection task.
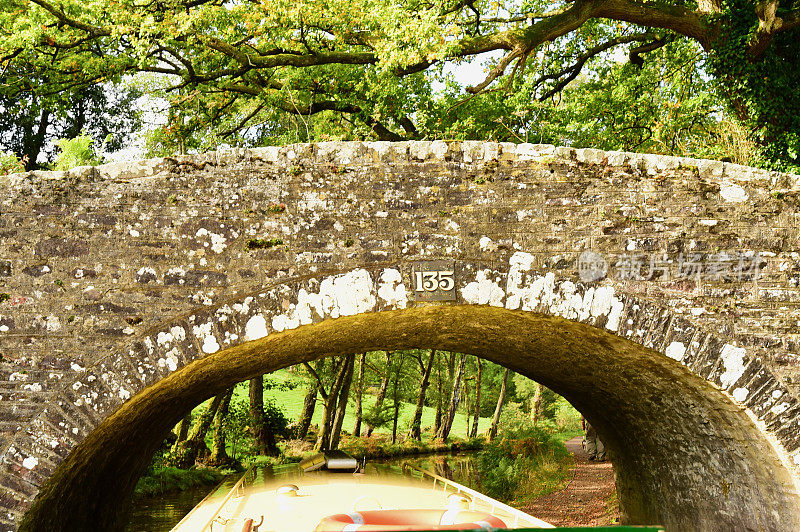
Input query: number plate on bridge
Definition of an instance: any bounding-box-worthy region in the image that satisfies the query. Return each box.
[411,261,456,301]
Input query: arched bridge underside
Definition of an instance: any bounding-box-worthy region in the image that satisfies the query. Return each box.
[1,142,800,531]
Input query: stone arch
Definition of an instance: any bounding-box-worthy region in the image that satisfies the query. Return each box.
[2,140,800,531]
[10,260,800,532]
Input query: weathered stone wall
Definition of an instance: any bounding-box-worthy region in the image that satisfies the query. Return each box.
[1,141,799,531]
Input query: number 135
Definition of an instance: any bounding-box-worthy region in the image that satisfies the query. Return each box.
[414,270,455,292]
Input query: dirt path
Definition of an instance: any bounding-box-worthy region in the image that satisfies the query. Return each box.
[522,436,619,527]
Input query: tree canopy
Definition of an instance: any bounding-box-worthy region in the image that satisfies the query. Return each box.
[1,0,798,169]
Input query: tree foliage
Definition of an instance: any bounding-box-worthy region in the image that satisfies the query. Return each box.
[0,70,141,170]
[1,0,798,168]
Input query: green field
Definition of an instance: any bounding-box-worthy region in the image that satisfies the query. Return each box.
[222,369,493,438]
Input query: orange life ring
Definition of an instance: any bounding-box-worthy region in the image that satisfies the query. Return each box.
[314,509,507,531]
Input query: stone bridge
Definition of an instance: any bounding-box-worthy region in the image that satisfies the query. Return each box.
[1,141,800,531]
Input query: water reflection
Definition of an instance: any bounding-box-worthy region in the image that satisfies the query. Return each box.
[375,453,483,493]
[124,484,211,532]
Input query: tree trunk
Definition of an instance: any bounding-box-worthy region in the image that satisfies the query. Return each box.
[390,355,405,444]
[434,359,443,435]
[21,108,50,171]
[297,360,323,440]
[316,356,349,450]
[172,412,192,446]
[488,368,510,441]
[329,355,356,450]
[470,359,482,438]
[530,382,543,425]
[249,376,267,454]
[437,353,466,441]
[366,351,392,437]
[253,377,280,457]
[464,380,472,438]
[169,393,225,468]
[353,353,366,437]
[209,387,234,465]
[409,349,436,440]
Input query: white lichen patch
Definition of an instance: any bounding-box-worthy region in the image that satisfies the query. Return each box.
[215,305,233,320]
[718,344,747,388]
[298,191,328,212]
[770,402,790,416]
[732,387,749,402]
[233,297,253,315]
[720,182,749,203]
[479,236,497,252]
[157,356,175,372]
[201,335,220,354]
[445,220,460,232]
[605,297,625,332]
[196,227,228,254]
[550,281,585,321]
[157,326,186,347]
[245,314,269,341]
[158,347,182,371]
[21,456,38,470]
[314,269,376,318]
[137,266,156,277]
[462,270,504,307]
[192,322,220,354]
[166,266,187,284]
[296,288,324,323]
[271,312,298,332]
[665,342,687,362]
[590,286,614,318]
[523,273,556,312]
[268,273,377,330]
[377,269,408,309]
[505,253,625,329]
[34,315,61,332]
[505,252,534,310]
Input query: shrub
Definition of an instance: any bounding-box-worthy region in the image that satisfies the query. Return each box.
[478,422,571,505]
[53,135,104,170]
[0,152,24,175]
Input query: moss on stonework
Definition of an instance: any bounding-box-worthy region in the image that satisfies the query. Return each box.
[245,238,284,250]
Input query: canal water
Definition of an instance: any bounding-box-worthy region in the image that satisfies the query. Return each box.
[124,452,481,531]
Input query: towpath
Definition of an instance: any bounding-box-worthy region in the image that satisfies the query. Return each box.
[522,436,618,526]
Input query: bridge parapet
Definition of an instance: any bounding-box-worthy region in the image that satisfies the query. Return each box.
[0,141,799,530]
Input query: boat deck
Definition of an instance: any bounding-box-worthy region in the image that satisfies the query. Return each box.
[172,463,552,531]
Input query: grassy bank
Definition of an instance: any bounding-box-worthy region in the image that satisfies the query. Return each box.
[134,467,224,499]
[280,434,484,462]
[477,422,577,507]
